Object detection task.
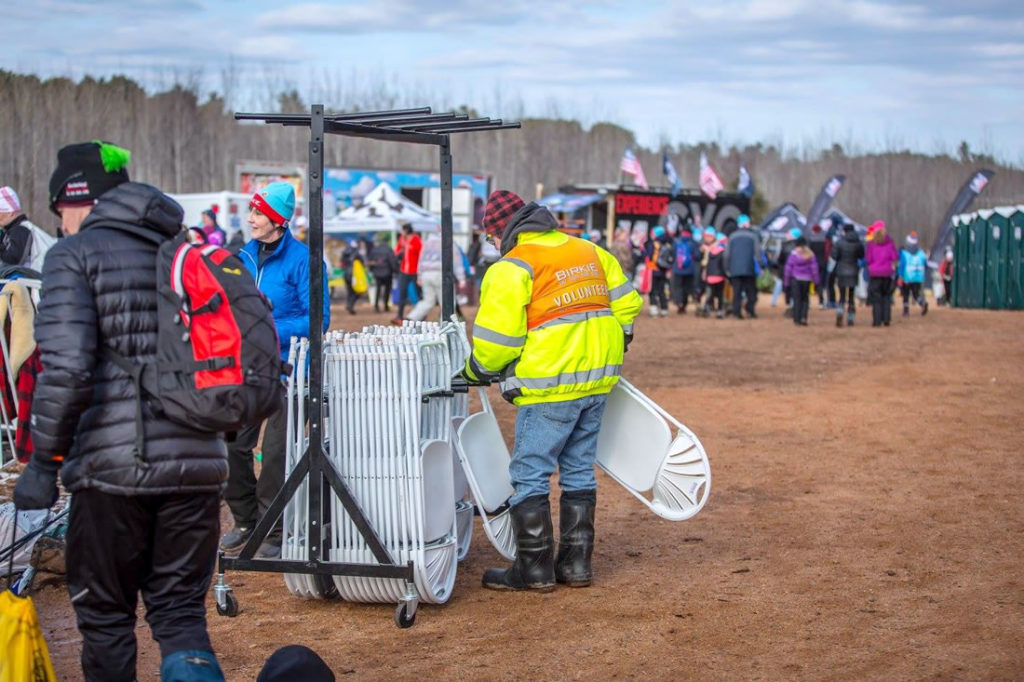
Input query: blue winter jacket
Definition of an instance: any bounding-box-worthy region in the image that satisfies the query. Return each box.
[239,230,331,360]
[898,248,928,284]
[672,233,696,275]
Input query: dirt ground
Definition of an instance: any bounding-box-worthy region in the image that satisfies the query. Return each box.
[26,297,1024,681]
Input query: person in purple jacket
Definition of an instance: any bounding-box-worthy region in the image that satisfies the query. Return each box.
[783,236,820,326]
[865,220,899,327]
[200,208,226,246]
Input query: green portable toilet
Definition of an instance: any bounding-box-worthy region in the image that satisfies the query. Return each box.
[984,208,1011,309]
[1007,207,1024,310]
[953,215,970,307]
[968,213,988,308]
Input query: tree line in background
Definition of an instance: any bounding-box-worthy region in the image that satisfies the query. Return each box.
[2,69,1022,248]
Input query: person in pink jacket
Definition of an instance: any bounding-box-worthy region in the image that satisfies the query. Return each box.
[865,221,899,327]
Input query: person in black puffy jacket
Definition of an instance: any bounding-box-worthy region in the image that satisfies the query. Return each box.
[13,141,226,682]
[831,222,865,327]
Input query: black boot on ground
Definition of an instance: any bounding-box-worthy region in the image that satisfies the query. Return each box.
[555,489,596,587]
[835,311,843,328]
[482,495,556,592]
[847,311,855,327]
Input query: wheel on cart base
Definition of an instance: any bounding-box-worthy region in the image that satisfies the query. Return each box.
[216,590,239,617]
[394,602,416,628]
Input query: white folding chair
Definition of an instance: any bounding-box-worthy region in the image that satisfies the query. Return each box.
[453,409,517,560]
[595,379,711,521]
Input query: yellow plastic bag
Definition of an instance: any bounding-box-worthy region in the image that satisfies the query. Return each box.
[351,260,368,295]
[0,589,57,682]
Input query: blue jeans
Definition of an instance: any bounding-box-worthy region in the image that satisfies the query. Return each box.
[509,394,608,506]
[160,649,224,681]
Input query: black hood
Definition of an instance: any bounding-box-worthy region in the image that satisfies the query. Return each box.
[81,182,184,243]
[500,202,559,256]
[843,229,861,243]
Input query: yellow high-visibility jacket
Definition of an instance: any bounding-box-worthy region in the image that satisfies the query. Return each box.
[466,229,643,405]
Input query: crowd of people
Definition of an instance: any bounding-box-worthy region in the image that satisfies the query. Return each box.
[603,214,947,328]
[328,220,502,324]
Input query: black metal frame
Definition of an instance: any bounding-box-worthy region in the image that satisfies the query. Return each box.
[218,104,518,589]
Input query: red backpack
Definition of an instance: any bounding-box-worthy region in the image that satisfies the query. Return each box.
[105,231,288,459]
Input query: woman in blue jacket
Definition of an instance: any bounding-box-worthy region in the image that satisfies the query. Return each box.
[222,182,330,558]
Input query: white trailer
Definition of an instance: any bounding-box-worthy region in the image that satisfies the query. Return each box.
[168,191,253,241]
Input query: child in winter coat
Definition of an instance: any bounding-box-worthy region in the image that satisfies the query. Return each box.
[671,226,696,314]
[783,236,821,326]
[643,226,672,317]
[898,232,929,316]
[700,231,727,318]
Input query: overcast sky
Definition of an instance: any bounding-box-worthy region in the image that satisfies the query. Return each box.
[7,0,1024,163]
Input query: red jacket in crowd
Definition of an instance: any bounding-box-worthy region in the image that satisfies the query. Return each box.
[395,232,422,275]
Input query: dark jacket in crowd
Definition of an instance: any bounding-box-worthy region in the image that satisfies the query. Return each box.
[808,237,827,266]
[831,229,865,288]
[704,244,727,281]
[0,214,32,266]
[31,182,227,495]
[774,238,795,276]
[340,243,363,270]
[723,227,762,277]
[367,242,398,280]
[643,233,673,273]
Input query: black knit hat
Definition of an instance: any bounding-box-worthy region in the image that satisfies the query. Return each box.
[48,140,131,215]
[257,645,334,682]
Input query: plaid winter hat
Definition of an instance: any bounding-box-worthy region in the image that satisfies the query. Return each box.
[483,190,525,238]
[48,141,131,215]
[0,186,21,213]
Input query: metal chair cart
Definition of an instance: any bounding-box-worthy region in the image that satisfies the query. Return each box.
[214,105,519,627]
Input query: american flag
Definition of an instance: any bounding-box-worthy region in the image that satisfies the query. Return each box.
[699,151,724,199]
[620,147,649,189]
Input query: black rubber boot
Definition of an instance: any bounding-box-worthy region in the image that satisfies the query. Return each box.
[835,311,843,328]
[482,495,556,592]
[555,489,596,587]
[847,311,855,327]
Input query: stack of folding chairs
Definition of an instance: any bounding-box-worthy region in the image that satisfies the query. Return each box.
[282,321,472,604]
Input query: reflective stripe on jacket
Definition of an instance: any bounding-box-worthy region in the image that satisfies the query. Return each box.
[467,230,643,405]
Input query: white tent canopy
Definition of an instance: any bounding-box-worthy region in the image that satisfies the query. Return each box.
[325,182,440,235]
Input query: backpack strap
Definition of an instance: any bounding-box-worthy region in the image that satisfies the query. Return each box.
[100,347,151,469]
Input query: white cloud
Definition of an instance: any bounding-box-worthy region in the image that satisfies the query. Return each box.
[974,42,1024,58]
[233,35,306,61]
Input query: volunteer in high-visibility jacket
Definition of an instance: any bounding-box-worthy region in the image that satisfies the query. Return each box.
[464,190,642,592]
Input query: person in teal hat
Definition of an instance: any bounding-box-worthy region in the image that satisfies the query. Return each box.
[221,181,330,558]
[723,213,763,319]
[643,225,672,317]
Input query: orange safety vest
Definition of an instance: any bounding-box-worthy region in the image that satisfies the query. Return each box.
[506,239,612,329]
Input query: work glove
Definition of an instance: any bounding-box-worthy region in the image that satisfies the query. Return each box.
[13,459,61,510]
[458,362,480,386]
[623,332,634,353]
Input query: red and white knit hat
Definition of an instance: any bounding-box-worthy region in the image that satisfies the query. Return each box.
[0,186,20,213]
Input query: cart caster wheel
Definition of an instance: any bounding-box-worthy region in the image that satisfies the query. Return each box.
[394,602,416,629]
[216,590,239,617]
